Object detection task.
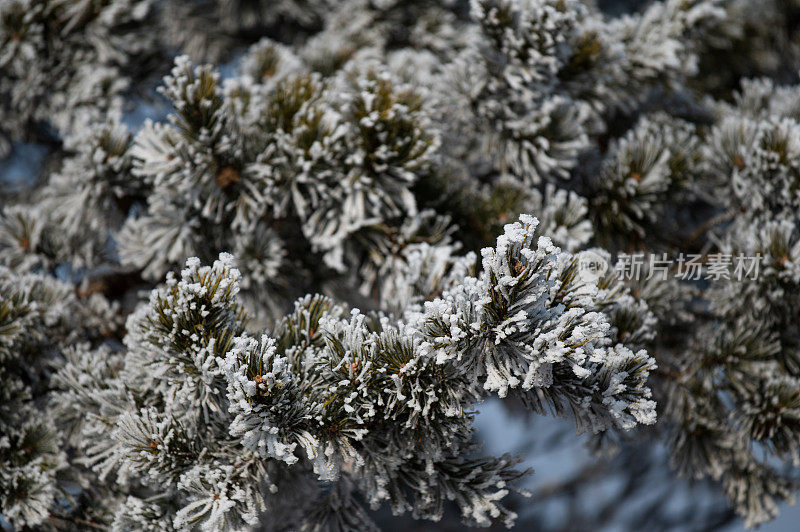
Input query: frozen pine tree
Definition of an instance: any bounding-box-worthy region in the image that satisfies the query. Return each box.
[2,0,800,530]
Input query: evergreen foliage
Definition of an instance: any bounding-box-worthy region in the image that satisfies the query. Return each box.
[2,0,800,530]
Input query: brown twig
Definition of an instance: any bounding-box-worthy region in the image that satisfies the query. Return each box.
[687,209,740,244]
